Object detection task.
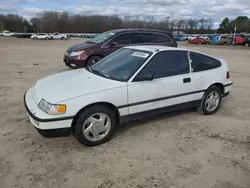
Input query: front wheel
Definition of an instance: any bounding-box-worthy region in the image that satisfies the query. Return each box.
[199,86,222,115]
[74,105,117,146]
[87,56,102,66]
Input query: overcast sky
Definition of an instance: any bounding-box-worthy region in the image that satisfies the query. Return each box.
[1,0,250,27]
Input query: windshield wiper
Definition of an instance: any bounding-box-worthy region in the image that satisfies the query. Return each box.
[92,69,111,79]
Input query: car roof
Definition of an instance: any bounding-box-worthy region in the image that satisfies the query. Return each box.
[124,45,188,53]
[124,45,220,61]
[106,28,171,34]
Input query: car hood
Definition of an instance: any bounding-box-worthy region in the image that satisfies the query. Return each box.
[66,42,96,52]
[32,69,125,104]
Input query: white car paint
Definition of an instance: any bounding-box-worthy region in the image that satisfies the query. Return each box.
[24,45,233,132]
[199,35,210,40]
[50,33,68,40]
[0,30,14,36]
[31,33,51,40]
[188,35,197,40]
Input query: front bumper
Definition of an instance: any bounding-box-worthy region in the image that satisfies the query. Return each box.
[24,90,73,138]
[63,56,87,69]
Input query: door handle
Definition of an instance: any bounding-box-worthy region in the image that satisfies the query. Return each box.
[183,77,191,83]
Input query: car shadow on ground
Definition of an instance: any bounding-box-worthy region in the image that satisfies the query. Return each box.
[114,107,197,138]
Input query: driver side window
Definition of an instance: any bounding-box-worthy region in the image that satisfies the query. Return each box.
[136,51,190,79]
[109,33,133,46]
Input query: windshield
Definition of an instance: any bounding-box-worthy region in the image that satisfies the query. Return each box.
[88,32,115,44]
[89,48,152,81]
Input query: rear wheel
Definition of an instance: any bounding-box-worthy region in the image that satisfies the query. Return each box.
[87,56,102,66]
[74,105,117,146]
[61,37,65,40]
[199,86,222,115]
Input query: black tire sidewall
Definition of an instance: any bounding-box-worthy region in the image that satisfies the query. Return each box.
[201,86,222,115]
[87,56,102,66]
[74,105,117,146]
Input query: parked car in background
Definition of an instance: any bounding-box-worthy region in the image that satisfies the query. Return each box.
[174,34,187,41]
[16,33,32,38]
[199,35,210,40]
[242,38,250,47]
[31,33,52,40]
[209,35,222,45]
[233,36,245,45]
[0,30,14,37]
[63,29,177,69]
[25,45,233,146]
[220,35,232,45]
[188,35,197,41]
[50,32,68,40]
[188,37,210,44]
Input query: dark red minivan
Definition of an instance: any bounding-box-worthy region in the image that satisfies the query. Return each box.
[63,29,177,69]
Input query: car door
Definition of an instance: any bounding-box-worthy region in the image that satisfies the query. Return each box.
[127,50,200,114]
[38,34,44,39]
[102,32,133,56]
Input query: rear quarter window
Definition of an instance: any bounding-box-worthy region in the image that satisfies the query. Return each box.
[189,52,221,72]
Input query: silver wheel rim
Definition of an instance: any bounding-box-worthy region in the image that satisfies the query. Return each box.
[82,113,111,142]
[245,43,249,47]
[205,91,220,112]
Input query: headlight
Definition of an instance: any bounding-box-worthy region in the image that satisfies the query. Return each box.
[69,50,84,57]
[38,99,66,115]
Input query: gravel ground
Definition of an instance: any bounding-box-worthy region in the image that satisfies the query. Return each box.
[0,37,249,188]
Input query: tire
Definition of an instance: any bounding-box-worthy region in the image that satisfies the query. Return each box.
[245,43,249,47]
[33,37,37,40]
[61,37,65,40]
[198,86,222,115]
[87,56,102,66]
[45,37,49,40]
[74,105,117,146]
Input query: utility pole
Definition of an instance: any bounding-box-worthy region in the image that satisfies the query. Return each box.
[232,25,236,45]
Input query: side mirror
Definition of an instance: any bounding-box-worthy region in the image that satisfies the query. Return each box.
[133,73,154,82]
[110,42,118,47]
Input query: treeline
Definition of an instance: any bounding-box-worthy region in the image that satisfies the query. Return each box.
[0,11,214,34]
[0,11,249,34]
[218,16,250,33]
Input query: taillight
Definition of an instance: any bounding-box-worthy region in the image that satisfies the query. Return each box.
[226,71,230,79]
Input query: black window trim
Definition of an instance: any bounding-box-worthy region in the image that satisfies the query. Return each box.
[188,51,222,73]
[131,50,191,82]
[102,31,174,48]
[132,31,173,45]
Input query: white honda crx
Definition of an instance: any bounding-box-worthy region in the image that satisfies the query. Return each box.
[24,45,233,146]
